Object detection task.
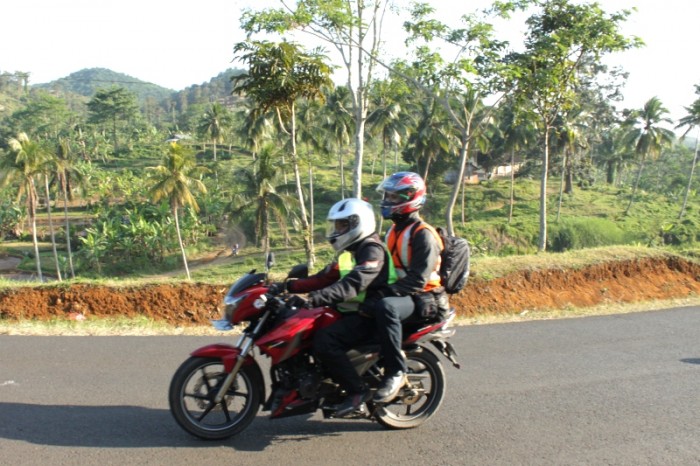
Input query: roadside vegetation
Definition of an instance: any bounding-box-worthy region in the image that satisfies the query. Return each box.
[0,0,699,295]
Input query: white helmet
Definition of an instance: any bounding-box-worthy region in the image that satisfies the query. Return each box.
[326,198,376,252]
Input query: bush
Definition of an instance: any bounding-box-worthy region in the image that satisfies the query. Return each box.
[548,217,625,252]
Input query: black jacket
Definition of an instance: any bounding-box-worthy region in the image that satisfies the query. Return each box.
[385,212,442,296]
[287,233,391,307]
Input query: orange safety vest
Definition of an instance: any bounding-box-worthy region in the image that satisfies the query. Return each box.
[385,221,443,291]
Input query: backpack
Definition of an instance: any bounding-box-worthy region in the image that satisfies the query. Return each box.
[391,222,471,295]
[435,227,471,294]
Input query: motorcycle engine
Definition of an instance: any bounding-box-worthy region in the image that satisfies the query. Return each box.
[273,355,322,400]
[298,372,322,399]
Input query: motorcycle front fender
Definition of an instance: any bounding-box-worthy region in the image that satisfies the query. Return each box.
[191,344,255,373]
[190,344,266,405]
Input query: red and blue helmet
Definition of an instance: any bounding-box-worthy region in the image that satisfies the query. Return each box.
[376,172,427,220]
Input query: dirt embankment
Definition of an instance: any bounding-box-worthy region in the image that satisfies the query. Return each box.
[1,256,699,325]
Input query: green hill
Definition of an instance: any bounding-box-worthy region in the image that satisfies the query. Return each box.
[33,67,174,102]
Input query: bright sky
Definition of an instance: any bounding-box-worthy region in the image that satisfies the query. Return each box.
[2,0,698,124]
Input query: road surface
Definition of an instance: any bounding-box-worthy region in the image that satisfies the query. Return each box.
[2,306,700,465]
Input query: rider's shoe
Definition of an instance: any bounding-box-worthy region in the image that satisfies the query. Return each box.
[373,371,406,402]
[333,390,369,418]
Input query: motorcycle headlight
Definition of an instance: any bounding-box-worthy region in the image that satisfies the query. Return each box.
[222,294,245,321]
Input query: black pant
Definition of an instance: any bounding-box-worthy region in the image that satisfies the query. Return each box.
[313,313,374,394]
[313,295,415,393]
[373,295,414,374]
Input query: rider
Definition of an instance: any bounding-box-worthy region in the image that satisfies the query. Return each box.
[283,198,395,417]
[372,171,445,403]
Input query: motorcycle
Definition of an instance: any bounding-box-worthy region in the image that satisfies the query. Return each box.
[168,254,461,440]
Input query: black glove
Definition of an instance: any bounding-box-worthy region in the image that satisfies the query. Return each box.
[267,282,286,296]
[286,295,307,309]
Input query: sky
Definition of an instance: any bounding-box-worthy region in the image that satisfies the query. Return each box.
[2,0,699,125]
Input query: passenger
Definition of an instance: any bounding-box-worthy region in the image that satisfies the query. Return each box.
[372,171,445,402]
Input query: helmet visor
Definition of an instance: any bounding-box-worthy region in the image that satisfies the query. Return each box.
[326,218,351,239]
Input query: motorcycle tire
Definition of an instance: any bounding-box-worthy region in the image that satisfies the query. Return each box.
[373,345,446,429]
[169,356,263,440]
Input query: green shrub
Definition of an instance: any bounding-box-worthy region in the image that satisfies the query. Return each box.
[548,218,625,252]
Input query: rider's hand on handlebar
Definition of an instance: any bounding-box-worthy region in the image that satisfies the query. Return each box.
[286,295,308,309]
[267,282,286,296]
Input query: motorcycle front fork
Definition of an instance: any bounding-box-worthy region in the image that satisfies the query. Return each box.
[214,311,271,403]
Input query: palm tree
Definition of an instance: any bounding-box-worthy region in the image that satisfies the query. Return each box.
[148,142,208,280]
[1,132,47,281]
[675,84,700,219]
[40,154,62,281]
[54,138,81,278]
[621,97,675,215]
[229,145,297,258]
[319,86,354,198]
[403,97,453,184]
[197,102,232,163]
[367,83,410,178]
[238,104,274,165]
[496,102,536,224]
[232,40,333,270]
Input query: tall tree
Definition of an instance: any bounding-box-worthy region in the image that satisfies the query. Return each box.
[240,0,392,198]
[366,80,411,178]
[1,133,47,281]
[232,40,333,270]
[400,3,515,235]
[54,138,80,278]
[505,0,639,251]
[147,142,208,280]
[494,100,536,224]
[87,86,139,152]
[229,145,297,258]
[318,86,355,198]
[675,84,700,220]
[621,96,675,215]
[197,102,233,163]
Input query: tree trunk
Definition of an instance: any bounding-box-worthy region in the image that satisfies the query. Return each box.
[61,173,76,278]
[44,176,62,281]
[290,103,315,270]
[538,123,551,252]
[262,199,270,260]
[173,207,191,280]
[308,162,315,256]
[625,159,646,216]
[556,150,566,223]
[508,149,515,224]
[339,150,346,199]
[351,62,367,199]
[679,133,699,220]
[29,182,43,282]
[605,160,615,184]
[564,149,574,194]
[445,123,471,237]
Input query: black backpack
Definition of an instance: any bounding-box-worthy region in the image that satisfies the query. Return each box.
[435,227,471,294]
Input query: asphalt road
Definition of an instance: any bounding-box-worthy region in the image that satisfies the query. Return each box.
[2,306,700,465]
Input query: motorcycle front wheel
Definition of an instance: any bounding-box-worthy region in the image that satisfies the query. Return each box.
[169,356,263,440]
[374,345,446,429]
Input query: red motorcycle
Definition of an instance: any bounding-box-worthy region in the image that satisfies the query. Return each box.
[168,254,461,440]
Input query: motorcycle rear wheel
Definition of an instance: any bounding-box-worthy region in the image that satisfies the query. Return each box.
[169,356,262,440]
[374,346,445,429]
